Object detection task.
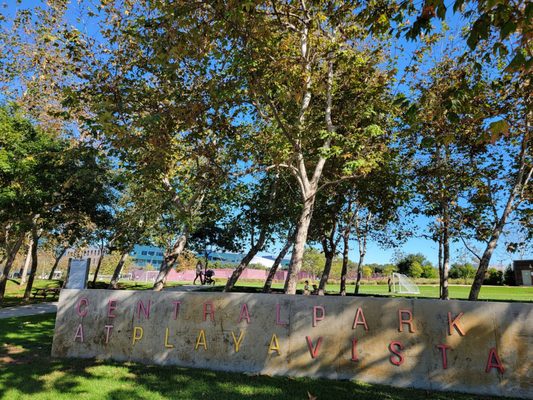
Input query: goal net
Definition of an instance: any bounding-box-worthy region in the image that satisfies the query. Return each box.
[392,273,420,294]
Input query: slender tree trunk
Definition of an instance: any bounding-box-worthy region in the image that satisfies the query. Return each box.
[284,196,315,294]
[354,252,366,295]
[153,229,189,291]
[48,246,67,280]
[108,251,129,289]
[23,229,39,300]
[441,224,450,300]
[0,235,24,302]
[438,233,443,299]
[225,230,267,292]
[340,229,350,296]
[468,129,529,300]
[91,242,105,287]
[20,236,32,285]
[318,248,334,296]
[263,234,293,293]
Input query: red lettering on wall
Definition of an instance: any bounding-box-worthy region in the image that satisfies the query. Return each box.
[276,304,288,326]
[305,336,323,359]
[313,306,325,327]
[136,300,151,320]
[485,347,505,374]
[172,301,181,320]
[203,301,215,322]
[436,344,451,369]
[388,341,404,366]
[352,307,369,331]
[107,300,117,318]
[76,298,88,317]
[104,325,113,344]
[398,309,415,333]
[351,338,359,362]
[239,303,251,323]
[74,323,84,343]
[447,312,465,336]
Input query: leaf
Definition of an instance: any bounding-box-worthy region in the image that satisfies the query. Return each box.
[505,52,526,72]
[488,120,509,137]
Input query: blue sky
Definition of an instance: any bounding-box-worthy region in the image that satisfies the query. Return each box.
[2,0,529,268]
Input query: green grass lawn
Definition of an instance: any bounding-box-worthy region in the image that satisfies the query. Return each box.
[0,313,523,400]
[227,280,533,302]
[2,279,531,309]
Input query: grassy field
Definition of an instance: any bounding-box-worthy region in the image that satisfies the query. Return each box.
[230,281,533,302]
[2,279,532,308]
[0,313,523,400]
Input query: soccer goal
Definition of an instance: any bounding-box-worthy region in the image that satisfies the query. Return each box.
[391,273,420,294]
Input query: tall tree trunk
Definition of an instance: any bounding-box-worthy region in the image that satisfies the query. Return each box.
[317,248,334,296]
[20,236,32,285]
[0,234,24,302]
[441,224,450,300]
[153,229,189,291]
[23,228,39,300]
[468,129,530,300]
[225,230,267,292]
[263,234,293,293]
[354,252,366,295]
[318,216,338,296]
[91,241,105,287]
[108,251,129,289]
[340,229,350,296]
[438,233,443,299]
[354,210,369,295]
[284,196,315,294]
[48,246,67,280]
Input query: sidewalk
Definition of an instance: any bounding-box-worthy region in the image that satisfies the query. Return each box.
[0,302,57,319]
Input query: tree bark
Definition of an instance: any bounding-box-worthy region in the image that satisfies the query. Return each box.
[108,251,129,289]
[48,246,67,280]
[318,247,334,296]
[225,230,267,292]
[468,129,530,300]
[340,228,350,296]
[0,234,24,302]
[20,236,32,285]
[153,229,189,291]
[354,251,366,295]
[284,196,316,294]
[91,241,105,287]
[263,233,293,293]
[438,233,443,299]
[23,228,39,300]
[441,224,450,300]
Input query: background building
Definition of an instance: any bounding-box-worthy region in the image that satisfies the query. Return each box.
[513,260,533,286]
[130,245,165,267]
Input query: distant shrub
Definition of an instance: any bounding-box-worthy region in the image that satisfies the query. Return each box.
[484,268,503,285]
[503,266,516,286]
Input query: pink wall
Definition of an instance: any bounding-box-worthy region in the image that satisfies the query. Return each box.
[132,268,315,283]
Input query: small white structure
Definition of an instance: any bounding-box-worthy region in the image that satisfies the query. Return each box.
[392,273,420,294]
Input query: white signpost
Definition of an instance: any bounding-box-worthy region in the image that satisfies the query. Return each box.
[65,258,90,289]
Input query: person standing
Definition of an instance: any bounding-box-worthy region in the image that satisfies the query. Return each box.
[193,261,204,285]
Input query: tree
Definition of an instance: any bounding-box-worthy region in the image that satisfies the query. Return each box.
[213,1,398,294]
[406,54,496,299]
[396,254,433,278]
[80,1,241,291]
[0,107,112,302]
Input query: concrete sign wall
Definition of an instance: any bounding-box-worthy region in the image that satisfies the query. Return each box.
[52,290,532,398]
